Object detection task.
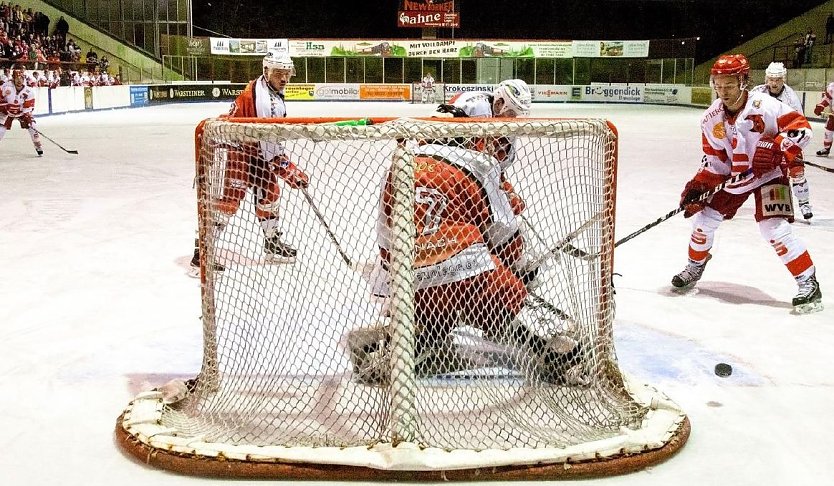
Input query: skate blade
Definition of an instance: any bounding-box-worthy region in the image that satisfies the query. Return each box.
[792,301,824,315]
[264,255,297,264]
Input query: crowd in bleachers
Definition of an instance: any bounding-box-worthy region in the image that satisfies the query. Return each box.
[0,2,120,86]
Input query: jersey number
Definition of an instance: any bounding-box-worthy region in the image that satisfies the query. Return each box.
[415,187,447,236]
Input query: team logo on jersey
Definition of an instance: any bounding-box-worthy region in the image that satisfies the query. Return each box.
[752,100,762,109]
[712,123,726,139]
[745,114,765,133]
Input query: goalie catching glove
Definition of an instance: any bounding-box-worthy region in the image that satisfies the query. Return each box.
[679,170,726,218]
[272,154,309,189]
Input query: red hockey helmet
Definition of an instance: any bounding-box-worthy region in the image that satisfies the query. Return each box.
[710,54,750,76]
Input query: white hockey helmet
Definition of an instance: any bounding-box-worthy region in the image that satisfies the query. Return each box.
[263,51,295,76]
[765,61,787,79]
[493,79,532,117]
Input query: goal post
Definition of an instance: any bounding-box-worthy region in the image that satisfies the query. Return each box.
[116,116,689,479]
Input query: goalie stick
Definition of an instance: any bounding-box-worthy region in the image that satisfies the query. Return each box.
[34,129,78,154]
[300,187,353,267]
[804,160,834,173]
[614,169,753,248]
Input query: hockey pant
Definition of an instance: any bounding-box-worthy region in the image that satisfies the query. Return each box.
[415,256,528,347]
[212,145,283,236]
[0,114,43,150]
[685,178,815,280]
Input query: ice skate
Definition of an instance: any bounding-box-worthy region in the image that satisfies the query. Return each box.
[536,336,587,386]
[798,201,813,220]
[36,148,43,157]
[671,254,712,289]
[188,247,224,278]
[816,147,830,157]
[264,232,297,263]
[792,273,823,314]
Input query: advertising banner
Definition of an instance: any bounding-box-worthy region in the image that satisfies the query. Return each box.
[642,85,689,104]
[314,84,360,101]
[359,84,412,100]
[532,85,573,102]
[148,84,246,102]
[398,0,459,28]
[284,84,316,101]
[282,39,650,59]
[581,85,643,102]
[210,37,288,55]
[129,86,149,106]
[572,40,650,58]
[186,37,210,56]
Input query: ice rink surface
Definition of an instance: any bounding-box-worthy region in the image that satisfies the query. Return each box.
[1,100,832,485]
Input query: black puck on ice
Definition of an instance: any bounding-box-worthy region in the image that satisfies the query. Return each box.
[714,363,732,377]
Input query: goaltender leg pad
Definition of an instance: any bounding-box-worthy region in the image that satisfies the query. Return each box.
[754,180,794,222]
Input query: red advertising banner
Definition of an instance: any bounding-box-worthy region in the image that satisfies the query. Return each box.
[398,0,460,28]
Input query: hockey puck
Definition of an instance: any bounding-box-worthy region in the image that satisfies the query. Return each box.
[714,363,732,377]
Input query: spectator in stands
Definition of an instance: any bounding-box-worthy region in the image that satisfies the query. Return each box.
[99,55,109,73]
[34,11,48,37]
[804,29,816,64]
[826,14,834,44]
[794,37,805,68]
[54,15,68,44]
[85,47,97,65]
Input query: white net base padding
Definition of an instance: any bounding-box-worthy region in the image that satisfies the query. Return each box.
[116,378,689,479]
[116,117,689,478]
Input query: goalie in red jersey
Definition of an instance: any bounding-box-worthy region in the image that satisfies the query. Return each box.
[191,52,309,272]
[347,138,582,386]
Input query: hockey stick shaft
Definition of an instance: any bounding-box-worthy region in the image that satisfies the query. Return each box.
[614,169,752,248]
[35,129,78,154]
[526,210,604,269]
[804,160,834,173]
[519,214,594,262]
[300,187,353,267]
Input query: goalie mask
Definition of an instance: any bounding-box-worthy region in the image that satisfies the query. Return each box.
[493,79,532,117]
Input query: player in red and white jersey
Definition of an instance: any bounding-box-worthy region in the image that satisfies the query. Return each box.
[750,62,813,219]
[350,140,580,385]
[813,80,834,157]
[190,52,309,274]
[673,54,821,313]
[0,67,44,156]
[420,72,436,103]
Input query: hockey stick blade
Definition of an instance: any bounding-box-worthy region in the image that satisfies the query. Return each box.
[35,129,78,154]
[615,169,752,248]
[804,160,834,173]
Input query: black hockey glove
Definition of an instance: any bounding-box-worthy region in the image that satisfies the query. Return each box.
[436,104,469,118]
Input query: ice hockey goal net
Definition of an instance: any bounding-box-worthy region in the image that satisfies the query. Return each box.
[116,116,689,479]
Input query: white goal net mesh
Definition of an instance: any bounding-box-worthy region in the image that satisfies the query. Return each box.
[117,117,688,477]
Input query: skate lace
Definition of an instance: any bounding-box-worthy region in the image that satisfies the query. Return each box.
[680,261,706,281]
[797,276,819,298]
